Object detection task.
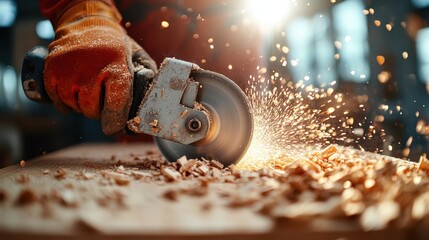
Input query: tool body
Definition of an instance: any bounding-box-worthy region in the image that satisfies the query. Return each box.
[22,46,253,166]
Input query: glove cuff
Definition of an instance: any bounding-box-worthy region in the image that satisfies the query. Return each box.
[55,0,122,30]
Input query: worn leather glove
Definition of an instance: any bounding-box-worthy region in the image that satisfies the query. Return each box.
[44,0,156,135]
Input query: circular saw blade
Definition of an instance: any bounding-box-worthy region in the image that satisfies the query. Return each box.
[154,70,253,166]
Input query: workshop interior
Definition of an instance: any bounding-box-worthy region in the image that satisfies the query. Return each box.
[1,0,429,168]
[4,0,429,239]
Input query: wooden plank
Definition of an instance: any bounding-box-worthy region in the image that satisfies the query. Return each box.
[0,143,428,240]
[0,143,272,237]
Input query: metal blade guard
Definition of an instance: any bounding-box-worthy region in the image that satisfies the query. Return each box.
[128,58,210,145]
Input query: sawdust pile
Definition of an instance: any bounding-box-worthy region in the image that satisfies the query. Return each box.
[5,145,429,232]
[236,145,429,231]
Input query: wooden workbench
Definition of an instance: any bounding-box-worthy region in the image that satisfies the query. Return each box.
[0,143,427,240]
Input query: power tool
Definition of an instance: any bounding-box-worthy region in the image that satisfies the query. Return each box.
[21,46,253,166]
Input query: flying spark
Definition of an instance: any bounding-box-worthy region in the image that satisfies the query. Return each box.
[237,76,350,170]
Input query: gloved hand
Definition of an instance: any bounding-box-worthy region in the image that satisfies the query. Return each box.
[44,0,156,135]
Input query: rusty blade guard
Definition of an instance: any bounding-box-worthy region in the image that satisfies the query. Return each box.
[128,58,210,144]
[128,58,253,166]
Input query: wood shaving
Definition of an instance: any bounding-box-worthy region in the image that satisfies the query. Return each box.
[100,170,130,186]
[360,201,400,231]
[130,170,151,180]
[412,192,429,220]
[7,144,429,233]
[83,172,95,180]
[163,189,178,201]
[418,154,429,172]
[54,168,67,180]
[195,164,209,176]
[211,168,222,178]
[222,144,429,231]
[59,190,78,207]
[15,188,37,206]
[201,202,212,211]
[177,155,188,166]
[75,171,95,180]
[179,159,197,173]
[321,145,337,159]
[209,160,224,170]
[0,189,7,202]
[161,167,181,181]
[15,174,30,184]
[96,190,127,208]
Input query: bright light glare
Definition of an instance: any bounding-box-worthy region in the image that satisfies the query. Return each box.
[36,20,55,40]
[247,0,291,30]
[412,0,429,8]
[3,66,17,108]
[0,0,17,27]
[416,28,429,83]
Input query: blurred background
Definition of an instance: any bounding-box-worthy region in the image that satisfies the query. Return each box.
[1,0,429,167]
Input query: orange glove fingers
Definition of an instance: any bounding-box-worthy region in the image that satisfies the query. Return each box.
[100,62,133,135]
[43,65,72,114]
[42,1,156,135]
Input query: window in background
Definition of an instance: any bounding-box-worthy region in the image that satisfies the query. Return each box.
[313,14,336,87]
[36,20,54,40]
[411,0,429,8]
[286,17,314,84]
[0,67,3,109]
[1,65,18,109]
[332,0,370,83]
[0,0,16,27]
[286,14,336,88]
[416,28,429,83]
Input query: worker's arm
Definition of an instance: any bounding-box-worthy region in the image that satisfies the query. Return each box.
[38,0,157,135]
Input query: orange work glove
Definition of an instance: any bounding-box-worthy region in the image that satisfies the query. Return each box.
[44,0,156,135]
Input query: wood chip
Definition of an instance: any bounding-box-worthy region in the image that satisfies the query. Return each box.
[201,202,212,211]
[196,164,209,176]
[59,190,77,207]
[83,172,95,180]
[113,175,130,186]
[6,144,429,232]
[130,170,151,180]
[258,168,271,177]
[418,154,429,172]
[321,145,337,159]
[15,174,30,184]
[132,116,141,124]
[54,168,67,180]
[209,160,224,170]
[15,188,37,206]
[0,189,7,202]
[163,189,178,201]
[179,159,197,173]
[161,167,181,181]
[212,168,222,178]
[97,190,127,208]
[100,170,131,186]
[412,192,429,220]
[360,201,400,231]
[177,155,188,166]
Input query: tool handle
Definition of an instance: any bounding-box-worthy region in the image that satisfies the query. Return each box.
[21,46,149,124]
[21,46,51,103]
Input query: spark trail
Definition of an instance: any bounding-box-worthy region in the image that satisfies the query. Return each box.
[237,77,350,170]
